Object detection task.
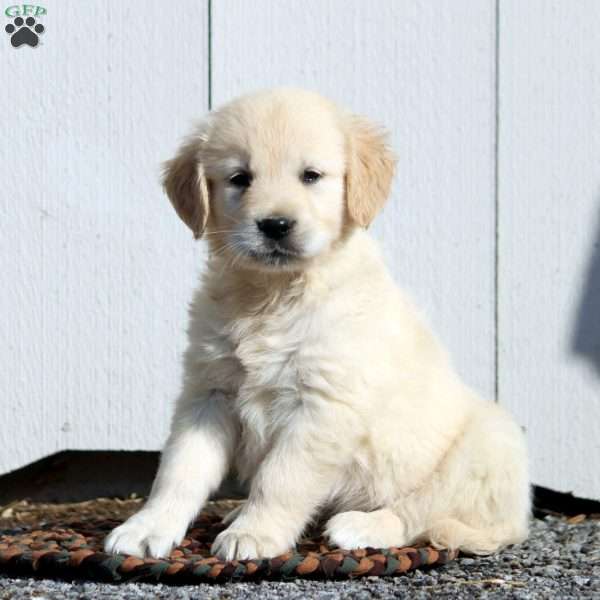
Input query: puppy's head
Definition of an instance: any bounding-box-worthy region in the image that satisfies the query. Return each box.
[163,88,396,271]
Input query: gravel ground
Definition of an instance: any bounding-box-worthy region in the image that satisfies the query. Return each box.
[0,515,598,599]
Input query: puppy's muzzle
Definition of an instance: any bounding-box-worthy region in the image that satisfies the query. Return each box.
[256,217,296,241]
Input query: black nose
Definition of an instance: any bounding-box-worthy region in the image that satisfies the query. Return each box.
[256,217,295,240]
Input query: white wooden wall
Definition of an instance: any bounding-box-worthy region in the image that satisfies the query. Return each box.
[499,0,600,500]
[0,1,598,500]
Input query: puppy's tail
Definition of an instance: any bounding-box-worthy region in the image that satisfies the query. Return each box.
[422,518,528,555]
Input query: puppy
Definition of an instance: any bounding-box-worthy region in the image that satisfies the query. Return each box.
[105,88,530,560]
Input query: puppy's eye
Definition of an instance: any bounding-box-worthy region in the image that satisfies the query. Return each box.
[301,168,322,184]
[229,170,252,188]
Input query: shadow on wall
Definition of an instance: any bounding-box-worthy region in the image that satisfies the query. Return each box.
[0,451,599,513]
[572,202,600,375]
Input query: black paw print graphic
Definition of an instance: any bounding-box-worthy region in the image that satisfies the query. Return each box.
[5,16,44,48]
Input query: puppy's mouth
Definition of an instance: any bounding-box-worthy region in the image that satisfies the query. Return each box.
[248,243,301,266]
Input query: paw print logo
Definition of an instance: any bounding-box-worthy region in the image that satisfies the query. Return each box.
[5,16,44,48]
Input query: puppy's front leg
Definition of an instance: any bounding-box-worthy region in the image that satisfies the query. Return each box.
[105,390,237,558]
[212,405,357,560]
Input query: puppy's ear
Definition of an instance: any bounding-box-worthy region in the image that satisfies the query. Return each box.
[162,127,210,239]
[344,115,397,228]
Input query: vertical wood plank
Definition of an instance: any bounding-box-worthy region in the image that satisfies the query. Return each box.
[0,0,208,473]
[212,0,497,397]
[499,0,600,498]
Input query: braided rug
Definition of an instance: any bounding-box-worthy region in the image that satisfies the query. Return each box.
[0,510,457,583]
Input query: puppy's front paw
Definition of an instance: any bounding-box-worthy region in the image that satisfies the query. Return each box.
[104,510,188,559]
[211,527,289,560]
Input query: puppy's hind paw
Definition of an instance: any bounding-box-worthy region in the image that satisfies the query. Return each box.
[325,509,407,550]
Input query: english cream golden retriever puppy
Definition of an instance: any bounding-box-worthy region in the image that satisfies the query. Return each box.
[105,88,530,560]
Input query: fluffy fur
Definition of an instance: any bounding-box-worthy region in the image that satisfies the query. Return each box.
[104,88,530,561]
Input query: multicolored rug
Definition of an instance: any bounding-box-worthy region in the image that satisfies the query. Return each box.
[0,507,457,583]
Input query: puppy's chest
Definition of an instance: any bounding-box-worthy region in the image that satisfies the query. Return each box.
[232,314,306,398]
[231,311,312,435]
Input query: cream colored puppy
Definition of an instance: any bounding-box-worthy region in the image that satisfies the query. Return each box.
[105,88,530,561]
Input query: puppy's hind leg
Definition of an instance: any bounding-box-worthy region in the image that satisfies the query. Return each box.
[422,518,523,555]
[417,404,531,555]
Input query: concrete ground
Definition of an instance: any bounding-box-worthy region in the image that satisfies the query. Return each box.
[0,515,598,599]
